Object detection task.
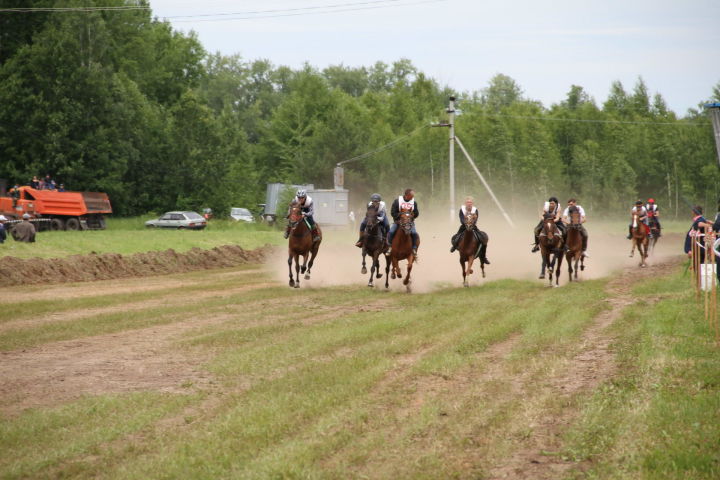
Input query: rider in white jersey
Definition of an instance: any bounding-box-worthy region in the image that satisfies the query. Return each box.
[562,198,589,258]
[386,188,419,256]
[449,196,490,264]
[283,189,320,242]
[627,200,650,239]
[532,196,565,252]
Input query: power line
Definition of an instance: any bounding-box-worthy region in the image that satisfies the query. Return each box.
[337,125,430,166]
[477,112,711,127]
[168,0,448,23]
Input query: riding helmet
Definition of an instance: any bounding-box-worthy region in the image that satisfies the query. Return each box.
[370,193,381,202]
[296,189,307,198]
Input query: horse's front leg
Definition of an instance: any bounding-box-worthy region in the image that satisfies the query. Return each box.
[385,254,391,289]
[295,255,301,288]
[539,254,546,279]
[368,254,377,287]
[288,253,295,287]
[554,253,563,287]
[567,254,573,282]
[404,258,413,290]
[460,255,467,287]
[361,252,367,275]
[629,240,635,257]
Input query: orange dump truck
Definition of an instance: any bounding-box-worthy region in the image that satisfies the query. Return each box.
[0,186,112,230]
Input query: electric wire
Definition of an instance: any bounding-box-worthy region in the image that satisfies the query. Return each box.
[337,124,429,166]
[476,112,710,127]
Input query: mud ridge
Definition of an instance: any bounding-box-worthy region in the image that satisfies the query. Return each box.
[0,245,274,287]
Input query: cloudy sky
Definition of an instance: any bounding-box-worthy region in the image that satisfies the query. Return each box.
[151,0,720,116]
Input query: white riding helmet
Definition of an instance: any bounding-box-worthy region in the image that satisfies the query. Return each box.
[296,189,307,198]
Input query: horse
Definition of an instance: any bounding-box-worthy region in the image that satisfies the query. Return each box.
[648,216,661,253]
[565,205,585,282]
[629,212,649,267]
[538,213,564,287]
[287,202,321,287]
[385,210,418,292]
[360,206,388,287]
[456,212,489,287]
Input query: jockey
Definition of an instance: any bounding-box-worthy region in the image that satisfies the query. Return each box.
[562,198,589,258]
[355,193,390,248]
[627,200,650,239]
[386,188,419,256]
[449,196,491,264]
[531,196,565,253]
[646,198,661,235]
[283,189,321,242]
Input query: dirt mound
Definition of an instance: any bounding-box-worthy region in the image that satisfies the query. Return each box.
[0,245,273,287]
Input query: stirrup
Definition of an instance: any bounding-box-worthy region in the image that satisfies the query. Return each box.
[450,245,456,253]
[531,245,539,253]
[482,257,491,265]
[355,240,363,248]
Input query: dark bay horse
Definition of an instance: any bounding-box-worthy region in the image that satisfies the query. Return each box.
[287,203,321,287]
[629,212,648,267]
[360,206,388,287]
[385,210,418,292]
[538,213,564,287]
[457,212,489,287]
[565,206,585,282]
[649,217,661,254]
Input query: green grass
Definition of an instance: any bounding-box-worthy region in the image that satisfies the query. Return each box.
[0,273,610,479]
[563,267,720,479]
[0,217,282,259]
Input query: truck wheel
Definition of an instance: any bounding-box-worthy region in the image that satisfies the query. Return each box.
[66,217,81,231]
[50,218,66,231]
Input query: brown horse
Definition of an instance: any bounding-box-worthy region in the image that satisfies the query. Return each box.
[385,210,418,292]
[360,206,388,287]
[565,205,585,282]
[538,213,564,287]
[629,212,648,267]
[287,203,321,287]
[457,212,489,287]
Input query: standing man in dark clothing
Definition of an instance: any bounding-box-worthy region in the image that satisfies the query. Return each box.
[0,215,7,244]
[387,188,420,257]
[12,213,36,243]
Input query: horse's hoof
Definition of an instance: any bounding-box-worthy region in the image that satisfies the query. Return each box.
[301,267,307,274]
[376,273,383,279]
[538,275,545,279]
[463,282,468,288]
[468,269,473,274]
[289,281,295,287]
[304,274,310,280]
[553,284,559,288]
[294,283,300,288]
[361,267,367,274]
[482,272,486,278]
[391,273,396,279]
[367,283,374,287]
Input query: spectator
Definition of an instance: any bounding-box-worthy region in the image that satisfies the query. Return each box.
[44,174,52,189]
[30,176,40,189]
[57,183,66,192]
[48,179,56,190]
[0,215,6,244]
[11,213,36,243]
[10,184,20,207]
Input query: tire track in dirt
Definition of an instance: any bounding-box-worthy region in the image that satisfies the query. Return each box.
[485,257,681,480]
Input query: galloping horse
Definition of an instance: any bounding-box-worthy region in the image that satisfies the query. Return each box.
[538,213,564,287]
[385,210,418,292]
[287,202,321,287]
[457,212,489,287]
[629,212,649,267]
[648,216,661,253]
[360,206,388,287]
[565,205,585,282]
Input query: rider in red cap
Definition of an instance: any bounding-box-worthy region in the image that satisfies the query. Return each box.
[646,198,661,237]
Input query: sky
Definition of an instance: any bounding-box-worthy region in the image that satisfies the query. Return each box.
[150,0,720,116]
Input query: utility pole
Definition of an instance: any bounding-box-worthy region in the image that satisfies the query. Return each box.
[448,96,456,222]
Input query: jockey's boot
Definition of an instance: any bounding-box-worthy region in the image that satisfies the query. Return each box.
[311,226,321,243]
[283,226,290,239]
[412,247,418,258]
[531,243,539,253]
[482,256,491,264]
[450,238,458,253]
[626,226,632,239]
[582,237,589,258]
[355,232,365,248]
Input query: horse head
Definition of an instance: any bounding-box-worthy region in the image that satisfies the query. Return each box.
[541,213,559,242]
[365,206,379,229]
[568,205,581,228]
[398,209,414,234]
[288,202,304,229]
[464,212,478,230]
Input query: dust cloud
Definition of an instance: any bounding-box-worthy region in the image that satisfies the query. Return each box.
[268,209,683,292]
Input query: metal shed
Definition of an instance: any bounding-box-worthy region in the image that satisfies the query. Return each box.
[308,188,349,228]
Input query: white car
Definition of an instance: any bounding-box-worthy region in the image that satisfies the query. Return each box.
[145,211,207,230]
[230,207,255,223]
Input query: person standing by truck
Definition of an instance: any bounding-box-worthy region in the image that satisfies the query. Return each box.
[0,215,7,244]
[12,213,36,242]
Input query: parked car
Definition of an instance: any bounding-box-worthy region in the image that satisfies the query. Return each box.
[145,211,207,230]
[230,207,255,223]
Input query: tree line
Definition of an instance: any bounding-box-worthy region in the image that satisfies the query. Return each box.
[1,0,718,218]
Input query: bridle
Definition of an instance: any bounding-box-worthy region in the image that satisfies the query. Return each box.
[398,210,414,234]
[464,212,477,230]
